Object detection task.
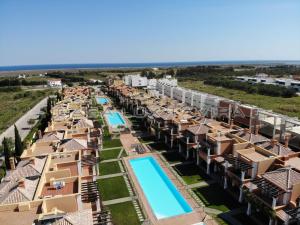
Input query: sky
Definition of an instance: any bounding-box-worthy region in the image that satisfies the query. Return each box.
[0,0,300,66]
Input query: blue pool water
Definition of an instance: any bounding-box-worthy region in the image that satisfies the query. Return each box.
[129,156,192,219]
[105,111,126,127]
[96,97,109,105]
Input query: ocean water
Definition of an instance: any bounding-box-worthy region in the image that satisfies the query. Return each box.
[1,60,300,72]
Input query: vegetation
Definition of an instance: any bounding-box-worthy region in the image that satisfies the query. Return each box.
[204,77,296,98]
[0,78,46,87]
[97,176,129,201]
[180,80,300,118]
[176,65,300,78]
[107,202,140,225]
[14,125,23,159]
[2,137,12,170]
[22,97,53,147]
[103,138,122,149]
[193,184,239,212]
[0,89,54,133]
[98,161,121,175]
[173,163,209,184]
[100,148,122,161]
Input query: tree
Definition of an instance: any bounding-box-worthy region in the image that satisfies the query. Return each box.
[46,97,52,121]
[14,125,23,158]
[2,137,11,170]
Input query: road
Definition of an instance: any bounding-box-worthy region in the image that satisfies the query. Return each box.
[0,97,48,143]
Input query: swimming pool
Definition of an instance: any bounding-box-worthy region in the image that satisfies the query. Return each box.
[96,97,109,105]
[129,156,192,219]
[105,111,126,127]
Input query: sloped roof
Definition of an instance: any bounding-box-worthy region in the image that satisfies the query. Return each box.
[38,132,64,142]
[0,157,46,204]
[263,168,300,191]
[60,139,87,151]
[74,118,94,128]
[233,130,268,144]
[258,142,294,156]
[1,177,39,204]
[52,209,93,225]
[187,124,210,135]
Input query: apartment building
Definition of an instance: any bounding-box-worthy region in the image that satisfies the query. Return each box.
[0,87,103,225]
[109,79,300,225]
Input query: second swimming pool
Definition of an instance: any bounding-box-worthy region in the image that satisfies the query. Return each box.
[105,111,126,127]
[96,97,109,105]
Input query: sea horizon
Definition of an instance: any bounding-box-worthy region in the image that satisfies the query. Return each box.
[1,60,300,72]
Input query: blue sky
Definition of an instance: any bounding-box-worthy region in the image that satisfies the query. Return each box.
[0,0,300,66]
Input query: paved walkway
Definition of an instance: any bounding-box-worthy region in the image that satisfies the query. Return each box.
[102,146,123,151]
[102,196,137,206]
[204,208,223,215]
[120,133,141,154]
[186,180,216,189]
[169,160,193,167]
[0,97,48,143]
[97,172,125,179]
[100,158,121,163]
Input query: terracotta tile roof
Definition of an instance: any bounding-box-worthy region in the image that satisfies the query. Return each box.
[60,139,88,151]
[1,177,39,204]
[187,124,210,135]
[233,130,268,144]
[263,168,300,191]
[52,209,93,225]
[0,157,46,204]
[74,118,94,128]
[38,132,64,142]
[258,142,294,156]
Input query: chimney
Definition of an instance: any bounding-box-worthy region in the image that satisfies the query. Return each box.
[271,139,278,147]
[255,124,260,135]
[9,157,16,170]
[29,158,35,166]
[38,130,42,139]
[284,134,291,148]
[18,179,25,188]
[287,168,292,189]
[229,119,234,129]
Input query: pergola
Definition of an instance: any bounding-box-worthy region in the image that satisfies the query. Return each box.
[224,154,253,172]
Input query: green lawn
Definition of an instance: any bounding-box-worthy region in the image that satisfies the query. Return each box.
[98,161,121,175]
[101,148,122,160]
[120,150,128,158]
[97,176,130,201]
[108,202,140,225]
[180,80,300,118]
[103,138,123,149]
[174,163,209,184]
[193,184,240,212]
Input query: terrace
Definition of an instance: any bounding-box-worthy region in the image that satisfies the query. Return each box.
[21,141,57,158]
[39,178,79,198]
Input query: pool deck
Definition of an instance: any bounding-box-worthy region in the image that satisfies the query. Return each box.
[123,153,214,225]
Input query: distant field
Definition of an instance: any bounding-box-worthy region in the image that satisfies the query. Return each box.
[0,89,54,133]
[180,80,300,118]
